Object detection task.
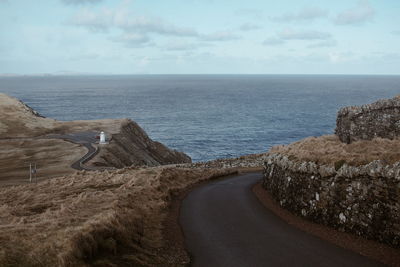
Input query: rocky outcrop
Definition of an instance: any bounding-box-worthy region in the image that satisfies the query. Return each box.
[336,96,400,143]
[91,119,191,168]
[263,154,400,247]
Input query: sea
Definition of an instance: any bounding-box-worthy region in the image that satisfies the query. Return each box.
[1,74,400,162]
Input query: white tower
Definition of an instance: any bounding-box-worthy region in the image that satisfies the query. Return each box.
[99,131,106,144]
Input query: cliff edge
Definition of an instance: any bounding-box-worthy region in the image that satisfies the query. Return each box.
[89,119,191,168]
[0,93,191,184]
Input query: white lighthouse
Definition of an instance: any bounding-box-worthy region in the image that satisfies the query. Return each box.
[99,131,107,144]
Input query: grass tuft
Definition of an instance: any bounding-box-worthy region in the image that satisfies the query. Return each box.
[334,159,347,171]
[270,135,400,166]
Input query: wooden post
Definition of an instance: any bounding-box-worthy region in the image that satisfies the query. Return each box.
[29,163,32,183]
[34,163,37,183]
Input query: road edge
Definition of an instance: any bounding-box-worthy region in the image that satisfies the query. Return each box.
[252,181,400,267]
[161,170,240,266]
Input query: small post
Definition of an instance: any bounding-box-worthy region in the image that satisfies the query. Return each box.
[29,163,32,183]
[34,163,37,183]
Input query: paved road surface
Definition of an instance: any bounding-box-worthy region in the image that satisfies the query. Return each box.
[47,131,99,171]
[180,172,382,267]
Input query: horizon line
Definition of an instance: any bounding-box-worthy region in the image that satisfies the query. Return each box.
[1,73,400,77]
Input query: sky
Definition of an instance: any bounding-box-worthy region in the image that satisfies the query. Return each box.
[0,0,399,75]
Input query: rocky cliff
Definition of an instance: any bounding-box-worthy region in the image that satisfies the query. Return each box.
[0,93,191,184]
[89,119,191,168]
[336,96,400,143]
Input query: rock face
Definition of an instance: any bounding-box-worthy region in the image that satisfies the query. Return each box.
[336,96,400,143]
[90,119,191,167]
[263,154,400,247]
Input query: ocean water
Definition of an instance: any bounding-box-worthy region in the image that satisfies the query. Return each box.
[1,75,400,162]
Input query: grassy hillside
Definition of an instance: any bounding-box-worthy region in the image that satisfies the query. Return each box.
[0,166,236,266]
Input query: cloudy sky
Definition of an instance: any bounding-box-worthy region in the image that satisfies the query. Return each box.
[1,0,399,74]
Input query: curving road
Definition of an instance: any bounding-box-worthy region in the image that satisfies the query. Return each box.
[180,172,382,267]
[70,142,97,170]
[47,131,99,171]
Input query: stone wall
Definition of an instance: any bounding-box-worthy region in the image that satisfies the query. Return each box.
[336,96,400,143]
[176,153,268,169]
[263,153,400,247]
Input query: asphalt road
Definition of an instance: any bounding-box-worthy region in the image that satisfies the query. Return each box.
[70,142,97,170]
[47,131,99,171]
[179,172,382,267]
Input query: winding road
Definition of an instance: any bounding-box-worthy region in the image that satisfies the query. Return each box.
[47,131,99,171]
[180,172,382,267]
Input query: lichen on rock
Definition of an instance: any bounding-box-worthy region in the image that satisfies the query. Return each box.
[336,96,400,143]
[263,153,400,247]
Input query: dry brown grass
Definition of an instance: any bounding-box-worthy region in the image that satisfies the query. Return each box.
[0,93,56,137]
[270,134,400,166]
[0,139,86,185]
[0,166,235,266]
[0,93,124,138]
[0,93,126,183]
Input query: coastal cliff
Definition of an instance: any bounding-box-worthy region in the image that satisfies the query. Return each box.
[0,93,191,184]
[89,119,191,168]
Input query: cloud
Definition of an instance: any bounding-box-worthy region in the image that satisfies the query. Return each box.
[201,31,241,41]
[307,39,337,48]
[62,0,102,5]
[239,23,262,31]
[271,7,328,22]
[71,9,111,32]
[392,30,400,35]
[277,29,332,40]
[235,8,264,19]
[112,33,151,47]
[263,28,334,47]
[71,8,198,37]
[377,52,400,62]
[262,37,285,46]
[162,42,199,51]
[69,52,100,61]
[329,51,354,63]
[116,16,198,37]
[70,7,243,49]
[334,0,375,25]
